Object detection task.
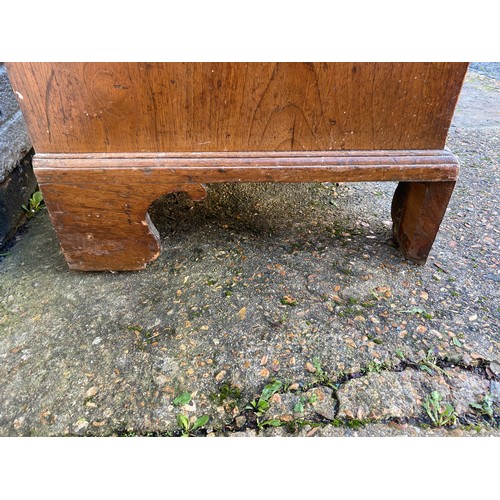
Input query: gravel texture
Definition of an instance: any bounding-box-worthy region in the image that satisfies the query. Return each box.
[469,62,500,81]
[0,67,498,436]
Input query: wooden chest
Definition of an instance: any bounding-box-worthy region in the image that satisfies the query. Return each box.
[6,62,468,270]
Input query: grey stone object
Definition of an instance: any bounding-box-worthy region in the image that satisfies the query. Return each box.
[0,62,36,248]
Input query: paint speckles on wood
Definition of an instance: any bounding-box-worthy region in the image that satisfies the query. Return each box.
[7,63,468,153]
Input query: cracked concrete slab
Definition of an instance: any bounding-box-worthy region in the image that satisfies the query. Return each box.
[0,67,499,436]
[336,368,489,420]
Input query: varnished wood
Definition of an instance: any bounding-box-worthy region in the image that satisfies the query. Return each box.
[33,150,459,270]
[35,167,208,270]
[7,63,468,153]
[6,63,467,270]
[391,181,456,263]
[34,150,459,182]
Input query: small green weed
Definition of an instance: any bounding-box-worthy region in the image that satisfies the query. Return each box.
[367,333,383,344]
[176,414,209,436]
[422,391,457,427]
[245,380,284,431]
[274,312,289,325]
[172,392,192,406]
[336,307,359,318]
[462,424,483,433]
[360,300,377,308]
[361,360,387,374]
[419,349,449,378]
[401,307,433,320]
[294,397,306,413]
[245,380,282,416]
[219,383,242,402]
[469,394,494,421]
[293,393,319,413]
[257,419,283,430]
[284,419,321,433]
[308,393,319,404]
[395,348,406,360]
[22,190,44,217]
[210,384,242,407]
[310,356,336,388]
[346,419,370,430]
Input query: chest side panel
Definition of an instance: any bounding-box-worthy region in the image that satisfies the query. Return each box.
[6,62,468,154]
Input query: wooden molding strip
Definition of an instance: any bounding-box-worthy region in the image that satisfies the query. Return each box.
[34,150,459,183]
[35,149,457,159]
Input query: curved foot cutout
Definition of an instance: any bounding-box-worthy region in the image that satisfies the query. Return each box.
[184,182,208,201]
[142,182,208,269]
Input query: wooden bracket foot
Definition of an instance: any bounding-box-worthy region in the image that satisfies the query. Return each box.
[36,167,207,270]
[391,181,456,264]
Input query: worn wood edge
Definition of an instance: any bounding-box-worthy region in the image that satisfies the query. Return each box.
[34,150,459,182]
[35,150,458,159]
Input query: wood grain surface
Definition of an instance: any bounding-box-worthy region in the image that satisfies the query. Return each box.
[34,150,459,182]
[34,149,459,270]
[6,62,466,270]
[392,181,456,263]
[7,62,468,154]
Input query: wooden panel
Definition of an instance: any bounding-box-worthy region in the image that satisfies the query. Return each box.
[6,63,468,154]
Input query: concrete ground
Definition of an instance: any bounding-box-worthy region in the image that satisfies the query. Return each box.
[0,67,499,437]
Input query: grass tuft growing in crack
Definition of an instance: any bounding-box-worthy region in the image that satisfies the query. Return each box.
[419,349,450,378]
[361,360,389,374]
[304,357,337,389]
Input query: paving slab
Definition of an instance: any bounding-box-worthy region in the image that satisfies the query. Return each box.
[0,68,499,436]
